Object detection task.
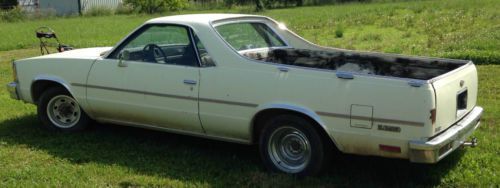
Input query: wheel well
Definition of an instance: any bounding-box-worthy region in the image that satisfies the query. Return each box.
[252,109,335,148]
[31,80,67,104]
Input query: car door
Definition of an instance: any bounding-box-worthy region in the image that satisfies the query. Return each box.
[86,24,203,133]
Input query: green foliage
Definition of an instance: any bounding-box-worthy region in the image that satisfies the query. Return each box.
[335,25,344,38]
[0,0,499,65]
[29,8,57,20]
[115,3,135,15]
[0,0,17,10]
[0,7,57,23]
[254,0,265,11]
[124,0,188,14]
[0,6,25,22]
[269,0,500,65]
[223,0,238,8]
[83,6,115,17]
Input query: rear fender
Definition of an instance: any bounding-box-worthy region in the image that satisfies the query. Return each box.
[252,103,344,151]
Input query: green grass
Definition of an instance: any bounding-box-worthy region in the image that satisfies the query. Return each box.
[0,0,499,64]
[0,0,499,187]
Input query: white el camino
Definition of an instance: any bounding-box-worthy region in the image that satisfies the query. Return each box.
[7,14,483,176]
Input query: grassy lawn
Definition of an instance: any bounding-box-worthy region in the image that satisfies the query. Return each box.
[1,0,499,64]
[0,0,499,187]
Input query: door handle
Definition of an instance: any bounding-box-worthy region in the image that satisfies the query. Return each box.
[277,67,289,72]
[336,71,354,79]
[183,79,197,85]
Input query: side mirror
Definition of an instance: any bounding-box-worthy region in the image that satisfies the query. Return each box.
[118,50,130,67]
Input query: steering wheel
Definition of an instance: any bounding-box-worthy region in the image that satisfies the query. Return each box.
[143,44,167,63]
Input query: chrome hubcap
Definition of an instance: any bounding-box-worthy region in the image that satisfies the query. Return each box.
[46,95,81,128]
[268,126,311,173]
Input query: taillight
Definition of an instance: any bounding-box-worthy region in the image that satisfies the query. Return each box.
[379,144,401,153]
[430,109,436,127]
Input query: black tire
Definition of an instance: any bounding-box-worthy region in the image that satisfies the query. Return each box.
[37,87,91,132]
[259,114,332,177]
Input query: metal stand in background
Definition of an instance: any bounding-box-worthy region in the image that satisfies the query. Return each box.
[36,26,73,55]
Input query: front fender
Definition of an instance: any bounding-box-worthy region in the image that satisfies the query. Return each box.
[30,74,94,119]
[31,74,74,102]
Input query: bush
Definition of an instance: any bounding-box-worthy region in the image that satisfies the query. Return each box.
[0,6,25,22]
[0,0,17,10]
[223,0,238,8]
[83,6,114,17]
[335,25,344,38]
[124,0,188,14]
[264,0,303,8]
[29,8,57,20]
[115,3,135,14]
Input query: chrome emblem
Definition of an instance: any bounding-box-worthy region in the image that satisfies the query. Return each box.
[460,80,465,87]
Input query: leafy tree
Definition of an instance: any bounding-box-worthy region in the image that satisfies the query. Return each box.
[254,0,264,11]
[124,0,187,14]
[0,0,17,10]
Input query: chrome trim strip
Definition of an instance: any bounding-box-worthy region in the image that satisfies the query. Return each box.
[199,98,258,107]
[374,117,425,127]
[72,83,197,101]
[316,111,350,119]
[72,83,257,107]
[316,111,425,127]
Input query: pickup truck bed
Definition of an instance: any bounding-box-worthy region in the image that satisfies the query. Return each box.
[242,47,478,137]
[242,48,465,80]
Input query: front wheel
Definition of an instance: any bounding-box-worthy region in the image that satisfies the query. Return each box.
[37,87,91,132]
[259,115,332,177]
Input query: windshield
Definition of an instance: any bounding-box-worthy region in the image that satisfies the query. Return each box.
[215,22,287,51]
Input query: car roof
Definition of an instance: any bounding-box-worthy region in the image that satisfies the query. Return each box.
[145,13,267,25]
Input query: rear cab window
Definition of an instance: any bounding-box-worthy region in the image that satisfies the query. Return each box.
[214,21,289,62]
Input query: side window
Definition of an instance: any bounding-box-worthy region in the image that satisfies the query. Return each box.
[114,25,198,67]
[215,22,286,51]
[193,34,215,67]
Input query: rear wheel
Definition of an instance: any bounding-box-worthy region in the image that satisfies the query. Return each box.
[37,87,90,131]
[259,115,331,176]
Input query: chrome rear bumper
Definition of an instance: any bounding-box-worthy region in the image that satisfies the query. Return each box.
[409,106,483,163]
[6,82,20,100]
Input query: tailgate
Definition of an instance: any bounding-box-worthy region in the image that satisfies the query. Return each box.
[431,62,478,135]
